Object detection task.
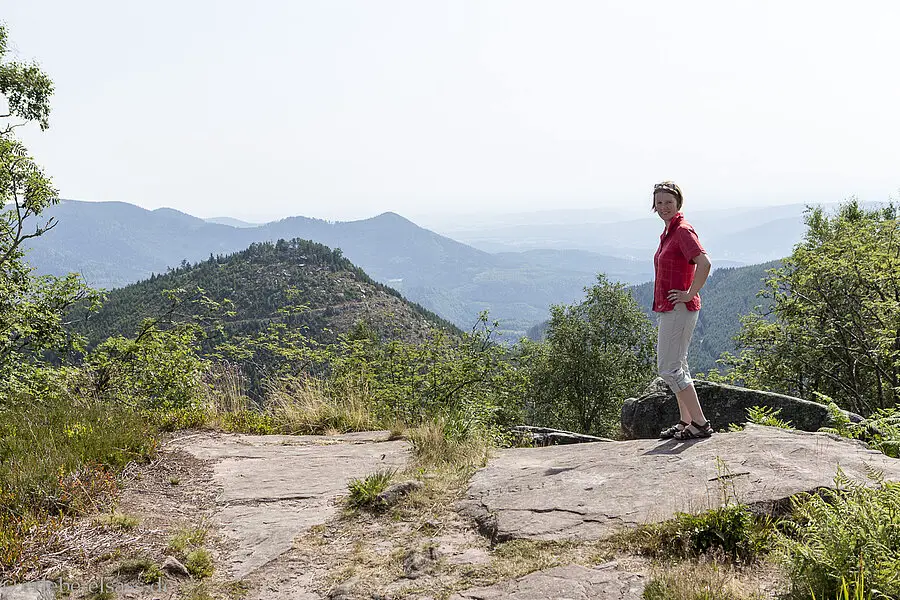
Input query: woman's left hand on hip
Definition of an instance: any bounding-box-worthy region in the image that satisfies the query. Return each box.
[668,289,694,304]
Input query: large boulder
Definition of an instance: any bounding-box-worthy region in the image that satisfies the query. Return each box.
[620,378,861,440]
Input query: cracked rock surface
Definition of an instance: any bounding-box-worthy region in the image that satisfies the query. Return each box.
[172,430,408,577]
[459,425,900,542]
[450,562,645,600]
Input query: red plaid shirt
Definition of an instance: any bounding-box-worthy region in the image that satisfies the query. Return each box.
[653,212,706,312]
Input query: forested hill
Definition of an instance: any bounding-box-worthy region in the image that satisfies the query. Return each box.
[25,200,653,337]
[75,238,458,348]
[629,261,778,373]
[526,260,778,374]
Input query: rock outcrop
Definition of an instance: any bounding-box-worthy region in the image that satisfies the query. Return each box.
[459,425,900,543]
[620,378,862,439]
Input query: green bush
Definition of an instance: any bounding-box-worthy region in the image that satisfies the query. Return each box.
[777,472,900,599]
[631,504,773,563]
[87,321,208,411]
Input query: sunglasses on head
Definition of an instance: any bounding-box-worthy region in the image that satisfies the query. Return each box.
[653,182,681,199]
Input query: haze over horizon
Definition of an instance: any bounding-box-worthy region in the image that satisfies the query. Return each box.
[5,1,899,223]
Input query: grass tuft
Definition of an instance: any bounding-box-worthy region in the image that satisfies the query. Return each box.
[167,524,208,557]
[114,556,162,583]
[346,469,395,509]
[94,511,139,530]
[185,547,215,579]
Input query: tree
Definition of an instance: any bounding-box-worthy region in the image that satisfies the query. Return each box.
[524,274,656,436]
[724,201,900,415]
[0,25,96,385]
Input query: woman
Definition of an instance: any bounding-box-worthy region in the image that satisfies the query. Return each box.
[651,181,714,440]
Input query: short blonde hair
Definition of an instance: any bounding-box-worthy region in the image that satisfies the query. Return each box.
[652,181,683,211]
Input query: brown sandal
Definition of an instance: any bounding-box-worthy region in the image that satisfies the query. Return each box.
[659,421,690,439]
[673,420,714,440]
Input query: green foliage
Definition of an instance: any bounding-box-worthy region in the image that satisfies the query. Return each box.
[76,239,457,354]
[632,504,773,563]
[777,471,900,599]
[523,274,655,437]
[221,409,277,434]
[328,312,524,433]
[0,25,100,390]
[346,469,395,509]
[168,524,208,557]
[725,202,900,415]
[819,399,900,458]
[115,557,161,584]
[185,547,215,579]
[87,319,208,411]
[0,390,155,518]
[746,405,794,430]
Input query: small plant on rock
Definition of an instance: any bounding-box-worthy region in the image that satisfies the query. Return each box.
[346,469,395,509]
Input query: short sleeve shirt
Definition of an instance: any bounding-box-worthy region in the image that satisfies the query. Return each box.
[653,212,706,312]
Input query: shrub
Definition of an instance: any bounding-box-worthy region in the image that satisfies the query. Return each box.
[627,504,773,563]
[167,524,208,557]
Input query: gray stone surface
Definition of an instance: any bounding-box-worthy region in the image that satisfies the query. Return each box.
[449,562,645,600]
[621,378,862,439]
[174,431,409,578]
[459,425,900,542]
[0,582,55,600]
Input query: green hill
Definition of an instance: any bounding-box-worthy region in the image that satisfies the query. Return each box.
[76,238,458,348]
[25,200,653,337]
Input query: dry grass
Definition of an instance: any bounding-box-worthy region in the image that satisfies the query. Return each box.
[643,558,773,600]
[405,418,492,471]
[265,376,384,435]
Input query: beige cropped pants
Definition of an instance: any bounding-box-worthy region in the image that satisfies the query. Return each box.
[657,303,699,393]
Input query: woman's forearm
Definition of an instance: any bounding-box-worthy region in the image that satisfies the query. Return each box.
[688,256,711,298]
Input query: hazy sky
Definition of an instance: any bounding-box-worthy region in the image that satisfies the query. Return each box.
[4,1,899,222]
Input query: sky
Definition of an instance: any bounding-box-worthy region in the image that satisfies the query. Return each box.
[3,1,900,222]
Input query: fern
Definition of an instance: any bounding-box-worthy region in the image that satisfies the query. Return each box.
[777,471,900,598]
[746,405,793,430]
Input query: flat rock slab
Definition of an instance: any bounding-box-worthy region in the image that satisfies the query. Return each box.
[173,431,408,577]
[460,425,900,542]
[0,582,56,600]
[450,562,645,600]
